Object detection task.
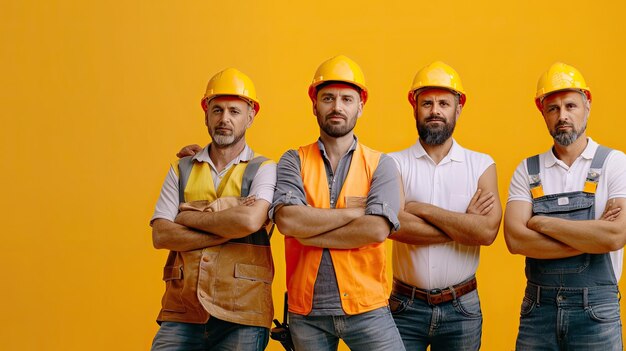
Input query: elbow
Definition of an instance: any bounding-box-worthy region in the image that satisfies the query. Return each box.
[274,214,296,236]
[238,216,265,235]
[603,236,626,252]
[478,228,499,246]
[370,222,392,243]
[503,231,523,255]
[474,236,496,247]
[152,230,165,250]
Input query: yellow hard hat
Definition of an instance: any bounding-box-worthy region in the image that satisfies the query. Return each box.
[535,62,591,111]
[408,61,467,108]
[201,68,260,114]
[308,55,368,103]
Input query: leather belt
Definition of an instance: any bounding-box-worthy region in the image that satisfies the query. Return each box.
[392,277,477,305]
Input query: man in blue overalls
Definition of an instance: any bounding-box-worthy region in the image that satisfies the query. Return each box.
[504,62,626,350]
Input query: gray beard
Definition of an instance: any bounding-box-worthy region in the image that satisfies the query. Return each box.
[551,125,586,146]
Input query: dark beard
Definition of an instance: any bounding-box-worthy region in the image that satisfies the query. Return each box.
[319,112,357,138]
[417,116,456,145]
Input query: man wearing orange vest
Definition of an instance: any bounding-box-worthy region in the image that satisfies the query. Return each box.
[150,68,276,350]
[504,63,626,350]
[388,62,502,351]
[269,55,405,351]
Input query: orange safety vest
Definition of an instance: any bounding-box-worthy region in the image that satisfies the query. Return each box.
[157,155,274,328]
[285,142,389,315]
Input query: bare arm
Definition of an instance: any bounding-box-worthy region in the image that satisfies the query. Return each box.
[152,219,230,251]
[503,200,583,258]
[274,205,364,238]
[408,165,502,246]
[527,198,626,253]
[175,198,272,239]
[389,210,452,245]
[297,214,391,249]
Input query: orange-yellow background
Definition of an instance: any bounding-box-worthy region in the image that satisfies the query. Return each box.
[2,0,626,350]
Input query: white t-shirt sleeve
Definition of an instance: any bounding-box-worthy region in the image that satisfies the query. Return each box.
[249,161,277,204]
[508,159,533,204]
[151,164,180,223]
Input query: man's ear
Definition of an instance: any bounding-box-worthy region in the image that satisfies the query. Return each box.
[246,108,255,129]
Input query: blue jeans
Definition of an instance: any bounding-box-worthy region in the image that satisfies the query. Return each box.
[151,319,269,351]
[289,306,406,351]
[390,289,482,351]
[516,284,623,351]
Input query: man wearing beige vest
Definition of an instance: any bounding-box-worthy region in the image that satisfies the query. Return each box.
[150,68,276,350]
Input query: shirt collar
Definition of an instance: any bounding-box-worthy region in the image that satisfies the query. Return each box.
[411,138,465,163]
[317,136,358,158]
[192,143,254,166]
[545,137,597,168]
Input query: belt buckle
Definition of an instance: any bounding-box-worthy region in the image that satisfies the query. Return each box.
[427,288,443,305]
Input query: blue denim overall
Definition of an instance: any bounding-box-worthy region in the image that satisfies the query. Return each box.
[516,145,623,351]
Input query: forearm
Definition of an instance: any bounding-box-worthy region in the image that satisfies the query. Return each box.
[504,223,582,259]
[389,211,452,245]
[411,203,498,246]
[175,203,269,239]
[275,205,363,238]
[152,219,230,251]
[503,203,581,259]
[297,215,391,249]
[529,216,626,253]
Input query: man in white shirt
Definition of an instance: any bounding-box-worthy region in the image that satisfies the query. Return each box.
[504,62,626,350]
[389,61,502,351]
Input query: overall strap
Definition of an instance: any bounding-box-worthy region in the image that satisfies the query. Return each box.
[178,156,195,203]
[584,145,613,194]
[526,155,544,199]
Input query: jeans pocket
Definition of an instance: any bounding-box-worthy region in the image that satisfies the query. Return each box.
[453,290,482,318]
[519,296,536,317]
[388,294,408,314]
[587,301,621,323]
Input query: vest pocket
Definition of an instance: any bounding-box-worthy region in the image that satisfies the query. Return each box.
[234,263,273,314]
[161,265,186,313]
[534,254,591,274]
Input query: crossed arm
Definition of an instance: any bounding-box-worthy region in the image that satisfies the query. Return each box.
[152,197,271,251]
[271,150,398,249]
[274,205,391,249]
[504,198,625,258]
[390,164,502,246]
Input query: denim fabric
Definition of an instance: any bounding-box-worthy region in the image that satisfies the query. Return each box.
[517,188,622,350]
[151,320,269,351]
[390,289,482,351]
[526,191,617,287]
[516,284,622,350]
[288,306,406,351]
